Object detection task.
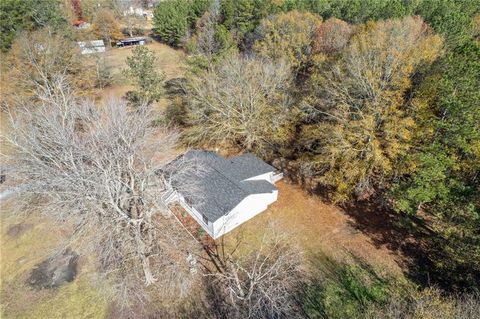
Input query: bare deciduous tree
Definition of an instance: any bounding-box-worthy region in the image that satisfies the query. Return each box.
[203,229,303,319]
[4,27,96,105]
[3,78,202,309]
[190,0,221,57]
[185,55,297,157]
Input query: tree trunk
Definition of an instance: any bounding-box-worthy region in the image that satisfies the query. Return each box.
[142,255,157,285]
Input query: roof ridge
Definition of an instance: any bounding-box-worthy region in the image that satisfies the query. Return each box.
[203,155,250,196]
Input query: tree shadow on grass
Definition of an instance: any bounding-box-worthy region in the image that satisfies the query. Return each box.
[339,199,443,291]
[277,168,437,290]
[297,252,395,319]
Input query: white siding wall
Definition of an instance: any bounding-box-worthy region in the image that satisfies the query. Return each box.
[178,196,214,236]
[79,46,106,54]
[243,172,274,183]
[78,41,106,55]
[212,191,278,239]
[175,171,279,239]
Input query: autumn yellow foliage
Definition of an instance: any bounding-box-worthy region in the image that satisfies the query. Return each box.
[254,10,322,70]
[2,28,97,106]
[302,16,444,201]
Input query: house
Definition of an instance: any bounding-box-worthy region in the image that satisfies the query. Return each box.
[163,150,283,239]
[123,6,154,18]
[77,40,105,54]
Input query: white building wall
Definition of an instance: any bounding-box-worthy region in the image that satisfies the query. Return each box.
[173,171,281,239]
[80,46,106,54]
[78,41,106,55]
[243,172,274,183]
[212,191,278,239]
[177,195,214,236]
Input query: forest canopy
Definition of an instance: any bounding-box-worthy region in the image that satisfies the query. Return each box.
[1,0,479,318]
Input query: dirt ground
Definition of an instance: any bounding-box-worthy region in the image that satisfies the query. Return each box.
[224,180,404,275]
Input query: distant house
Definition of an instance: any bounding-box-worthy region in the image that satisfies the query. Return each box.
[77,40,105,54]
[163,150,283,239]
[116,37,148,47]
[123,6,154,18]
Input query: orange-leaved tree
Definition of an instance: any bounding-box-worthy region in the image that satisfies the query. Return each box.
[313,17,355,56]
[92,8,123,46]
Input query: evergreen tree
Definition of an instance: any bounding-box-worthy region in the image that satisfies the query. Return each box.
[153,0,210,47]
[392,37,480,291]
[153,0,190,46]
[124,46,166,104]
[0,0,67,51]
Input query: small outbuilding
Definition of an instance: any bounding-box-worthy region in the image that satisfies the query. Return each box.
[123,6,153,18]
[163,150,283,239]
[77,40,105,54]
[116,37,148,47]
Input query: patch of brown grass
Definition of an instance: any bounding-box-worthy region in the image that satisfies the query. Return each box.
[223,180,403,275]
[100,41,186,110]
[0,208,108,318]
[105,41,186,78]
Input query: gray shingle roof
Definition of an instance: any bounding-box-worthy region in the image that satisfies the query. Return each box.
[171,150,276,222]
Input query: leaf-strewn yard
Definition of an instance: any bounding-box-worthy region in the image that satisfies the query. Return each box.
[225,181,404,274]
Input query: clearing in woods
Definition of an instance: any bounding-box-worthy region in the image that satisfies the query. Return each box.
[101,41,186,105]
[0,41,406,318]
